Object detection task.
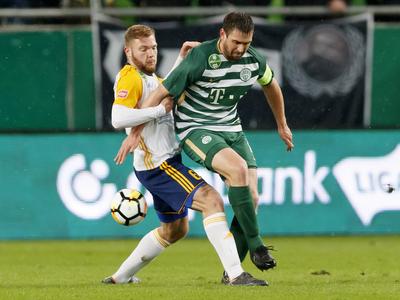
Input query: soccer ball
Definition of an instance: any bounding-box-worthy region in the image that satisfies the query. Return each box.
[110,188,147,226]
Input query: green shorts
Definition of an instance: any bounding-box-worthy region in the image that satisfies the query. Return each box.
[181,129,257,172]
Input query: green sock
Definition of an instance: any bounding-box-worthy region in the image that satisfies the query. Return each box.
[228,186,263,252]
[230,216,248,262]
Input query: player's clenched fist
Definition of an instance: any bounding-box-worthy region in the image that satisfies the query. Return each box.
[160,97,173,113]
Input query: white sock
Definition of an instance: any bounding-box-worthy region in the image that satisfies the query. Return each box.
[112,228,170,283]
[203,212,243,280]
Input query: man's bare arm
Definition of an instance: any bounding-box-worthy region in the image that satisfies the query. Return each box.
[141,41,200,109]
[140,84,171,109]
[261,78,294,151]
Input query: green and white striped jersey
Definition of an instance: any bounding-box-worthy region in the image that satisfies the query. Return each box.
[162,38,274,140]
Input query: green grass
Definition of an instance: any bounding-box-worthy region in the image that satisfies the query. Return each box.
[1,236,400,300]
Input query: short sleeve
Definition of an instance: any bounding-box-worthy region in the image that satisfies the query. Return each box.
[248,45,274,86]
[162,48,205,101]
[113,66,143,108]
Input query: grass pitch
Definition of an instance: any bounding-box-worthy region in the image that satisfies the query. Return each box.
[1,236,399,300]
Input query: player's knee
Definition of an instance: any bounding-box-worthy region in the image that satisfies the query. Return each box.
[194,184,224,214]
[162,221,188,244]
[227,159,248,184]
[169,225,188,243]
[203,186,224,213]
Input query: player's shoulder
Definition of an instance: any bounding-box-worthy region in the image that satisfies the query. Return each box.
[191,39,218,57]
[117,65,141,80]
[198,38,218,50]
[247,45,264,59]
[245,45,266,65]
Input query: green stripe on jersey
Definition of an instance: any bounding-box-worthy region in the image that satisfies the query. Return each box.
[178,100,239,124]
[163,38,271,139]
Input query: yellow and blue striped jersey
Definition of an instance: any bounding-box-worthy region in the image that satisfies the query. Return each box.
[113,65,180,171]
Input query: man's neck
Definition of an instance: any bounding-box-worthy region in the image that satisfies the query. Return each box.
[127,61,152,76]
[216,39,227,60]
[217,39,222,54]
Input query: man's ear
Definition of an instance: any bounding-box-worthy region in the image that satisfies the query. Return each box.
[124,46,130,57]
[219,28,226,40]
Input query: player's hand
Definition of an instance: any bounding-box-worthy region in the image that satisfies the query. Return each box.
[278,124,294,152]
[179,41,201,58]
[114,134,139,165]
[114,128,142,165]
[160,97,173,113]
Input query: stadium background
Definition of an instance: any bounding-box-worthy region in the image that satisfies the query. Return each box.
[0,1,399,239]
[1,2,400,300]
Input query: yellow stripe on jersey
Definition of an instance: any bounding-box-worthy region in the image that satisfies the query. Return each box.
[257,64,273,86]
[113,65,143,108]
[138,141,152,170]
[160,163,191,193]
[162,161,195,191]
[141,138,154,169]
[160,162,194,193]
[137,142,149,170]
[138,138,154,170]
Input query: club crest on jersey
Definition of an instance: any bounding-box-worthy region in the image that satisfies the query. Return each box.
[201,135,212,144]
[240,68,252,82]
[117,90,128,98]
[208,54,222,69]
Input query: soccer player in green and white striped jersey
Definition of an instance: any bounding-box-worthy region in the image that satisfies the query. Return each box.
[116,12,294,279]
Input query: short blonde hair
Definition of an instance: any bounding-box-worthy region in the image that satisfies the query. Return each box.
[124,25,155,46]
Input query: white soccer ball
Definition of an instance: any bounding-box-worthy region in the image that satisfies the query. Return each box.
[110,188,147,226]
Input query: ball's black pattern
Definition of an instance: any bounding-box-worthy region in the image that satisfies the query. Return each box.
[111,190,146,226]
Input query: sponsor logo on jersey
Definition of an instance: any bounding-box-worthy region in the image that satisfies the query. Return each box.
[201,135,212,144]
[240,68,252,82]
[117,89,128,98]
[208,54,222,69]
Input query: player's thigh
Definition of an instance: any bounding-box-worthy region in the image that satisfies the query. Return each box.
[211,148,249,185]
[230,131,257,169]
[182,129,228,171]
[191,183,224,215]
[135,155,205,223]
